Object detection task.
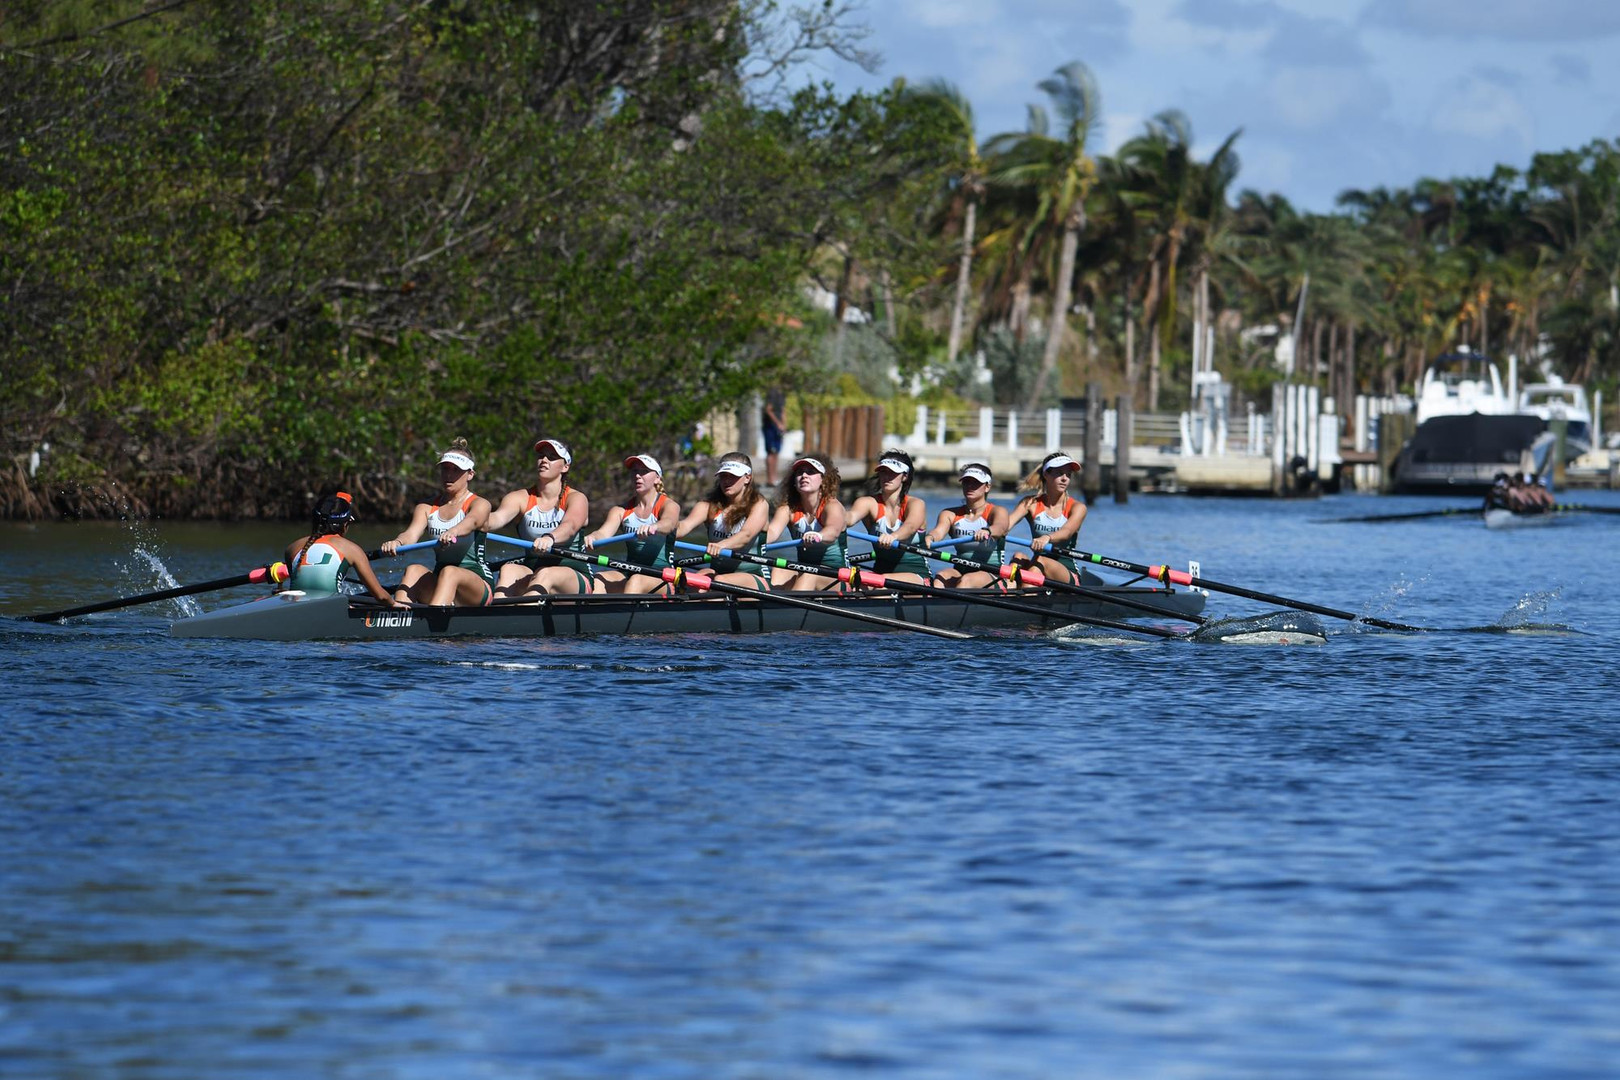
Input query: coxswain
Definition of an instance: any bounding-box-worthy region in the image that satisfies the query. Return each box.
[1005,452,1087,584]
[926,462,1008,589]
[487,437,592,597]
[582,454,682,594]
[845,450,930,585]
[379,437,496,606]
[765,453,849,591]
[282,490,402,605]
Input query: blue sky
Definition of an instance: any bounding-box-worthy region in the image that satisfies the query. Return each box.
[816,0,1620,211]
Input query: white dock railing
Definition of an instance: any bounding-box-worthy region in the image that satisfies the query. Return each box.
[902,404,1270,457]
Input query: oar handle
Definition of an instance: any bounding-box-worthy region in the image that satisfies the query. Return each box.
[368,539,438,558]
[488,532,587,551]
[763,537,802,551]
[583,532,637,548]
[674,540,719,555]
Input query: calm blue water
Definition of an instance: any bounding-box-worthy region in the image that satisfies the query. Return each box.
[3,493,1619,1078]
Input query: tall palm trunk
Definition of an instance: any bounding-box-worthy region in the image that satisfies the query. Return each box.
[1145,260,1162,410]
[1026,216,1081,408]
[947,199,977,364]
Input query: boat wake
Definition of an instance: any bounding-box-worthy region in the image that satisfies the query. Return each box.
[1188,611,1329,646]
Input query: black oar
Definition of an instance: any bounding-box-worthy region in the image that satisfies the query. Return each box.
[674,541,1184,640]
[21,539,438,624]
[1317,506,1480,524]
[1552,503,1620,515]
[1051,544,1431,633]
[487,534,970,640]
[849,531,1207,626]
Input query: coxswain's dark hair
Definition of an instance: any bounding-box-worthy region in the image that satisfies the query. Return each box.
[292,489,356,579]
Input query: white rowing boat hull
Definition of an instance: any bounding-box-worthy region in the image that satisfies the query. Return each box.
[1483,508,1556,529]
[170,586,1206,642]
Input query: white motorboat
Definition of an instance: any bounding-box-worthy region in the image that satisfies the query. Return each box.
[1518,377,1593,459]
[1414,349,1512,425]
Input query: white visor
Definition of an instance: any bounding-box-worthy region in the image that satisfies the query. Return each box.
[875,457,911,476]
[716,460,753,478]
[439,450,475,472]
[791,457,827,475]
[533,438,572,465]
[1043,454,1080,473]
[959,465,992,486]
[624,453,663,476]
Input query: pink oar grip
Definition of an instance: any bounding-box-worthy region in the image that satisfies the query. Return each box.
[1149,565,1193,585]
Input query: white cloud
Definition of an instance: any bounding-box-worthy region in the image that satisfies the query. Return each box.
[1428,77,1535,147]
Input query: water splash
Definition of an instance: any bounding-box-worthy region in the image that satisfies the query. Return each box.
[112,536,203,620]
[1189,611,1329,645]
[1347,572,1427,633]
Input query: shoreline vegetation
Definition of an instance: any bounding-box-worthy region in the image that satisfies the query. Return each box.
[4,2,1618,521]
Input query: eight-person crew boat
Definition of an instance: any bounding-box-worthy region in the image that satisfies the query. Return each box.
[380,437,498,606]
[487,436,592,597]
[582,454,682,594]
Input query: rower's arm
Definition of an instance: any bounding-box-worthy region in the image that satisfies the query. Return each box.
[551,490,589,546]
[338,537,402,605]
[383,505,430,554]
[484,490,525,532]
[1049,499,1088,544]
[442,497,491,542]
[583,506,627,545]
[674,501,710,539]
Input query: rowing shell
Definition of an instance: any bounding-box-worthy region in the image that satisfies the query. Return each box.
[169,585,1206,642]
[1483,507,1556,530]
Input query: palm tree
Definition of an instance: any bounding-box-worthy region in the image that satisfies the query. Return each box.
[986,61,1103,409]
[904,80,986,365]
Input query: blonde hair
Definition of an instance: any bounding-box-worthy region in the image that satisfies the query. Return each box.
[1021,451,1072,492]
[440,435,475,468]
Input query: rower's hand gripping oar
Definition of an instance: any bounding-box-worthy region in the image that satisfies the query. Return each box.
[19,539,439,623]
[486,534,972,640]
[853,531,1206,626]
[676,541,1183,639]
[1049,544,1430,633]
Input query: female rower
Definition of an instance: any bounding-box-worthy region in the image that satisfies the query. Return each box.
[764,453,848,591]
[673,452,771,589]
[282,490,402,606]
[486,437,593,598]
[1004,451,1088,584]
[926,462,1008,590]
[844,449,930,585]
[380,438,496,606]
[582,454,681,594]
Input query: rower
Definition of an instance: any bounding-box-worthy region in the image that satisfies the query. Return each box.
[282,490,402,606]
[487,437,592,597]
[845,450,930,585]
[380,438,497,606]
[765,453,850,591]
[1005,451,1087,584]
[673,452,772,589]
[582,454,682,594]
[926,462,1008,589]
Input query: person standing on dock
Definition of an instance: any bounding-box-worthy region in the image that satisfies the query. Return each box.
[762,385,787,486]
[928,463,1008,590]
[1006,452,1088,584]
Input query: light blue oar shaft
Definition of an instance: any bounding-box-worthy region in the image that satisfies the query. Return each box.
[763,537,802,551]
[487,532,634,551]
[847,529,970,552]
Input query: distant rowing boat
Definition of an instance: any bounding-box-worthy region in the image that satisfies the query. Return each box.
[169,586,1206,641]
